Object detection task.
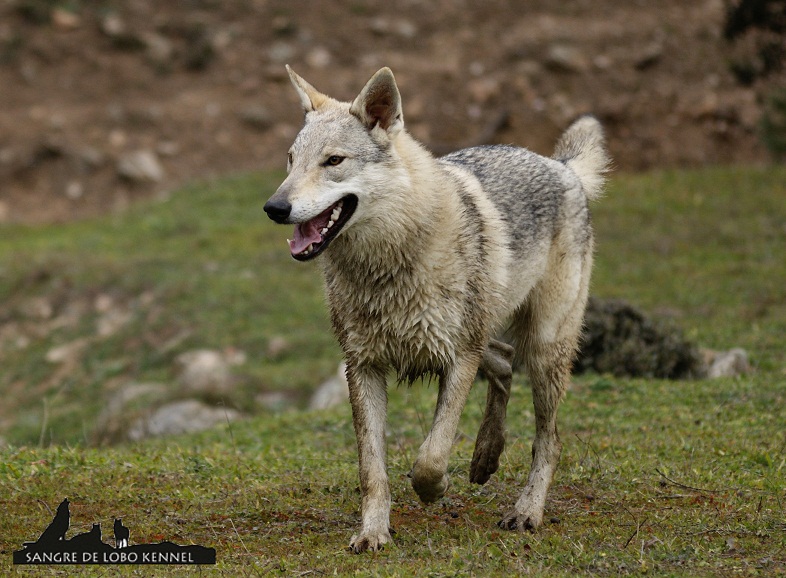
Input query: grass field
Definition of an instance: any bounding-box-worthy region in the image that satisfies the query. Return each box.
[0,166,784,575]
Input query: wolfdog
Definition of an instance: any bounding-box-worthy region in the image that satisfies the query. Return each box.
[264,66,610,553]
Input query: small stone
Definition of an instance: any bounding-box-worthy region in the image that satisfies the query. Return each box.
[51,8,80,31]
[141,32,175,67]
[78,147,105,168]
[176,349,235,396]
[46,338,89,364]
[101,14,126,38]
[369,17,416,39]
[545,43,588,73]
[117,149,164,182]
[65,181,83,200]
[703,348,750,378]
[309,363,349,411]
[128,399,242,441]
[266,336,290,359]
[306,46,332,68]
[156,140,180,157]
[271,15,296,35]
[20,297,53,319]
[239,105,273,131]
[634,43,663,71]
[467,77,501,104]
[268,41,295,64]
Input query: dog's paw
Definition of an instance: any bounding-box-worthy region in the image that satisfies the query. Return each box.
[410,469,450,503]
[349,529,392,554]
[497,508,543,532]
[469,423,505,485]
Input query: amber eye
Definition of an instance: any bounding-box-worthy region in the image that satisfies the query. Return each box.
[324,155,345,167]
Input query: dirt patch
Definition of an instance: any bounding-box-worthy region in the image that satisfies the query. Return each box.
[0,0,779,224]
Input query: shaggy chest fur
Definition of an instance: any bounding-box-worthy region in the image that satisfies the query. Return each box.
[322,234,492,381]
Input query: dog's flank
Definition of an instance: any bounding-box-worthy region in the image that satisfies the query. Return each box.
[264,66,610,553]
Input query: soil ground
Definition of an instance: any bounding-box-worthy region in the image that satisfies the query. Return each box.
[0,0,779,224]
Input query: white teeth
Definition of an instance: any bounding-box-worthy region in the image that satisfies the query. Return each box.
[286,239,291,246]
[321,227,329,235]
[331,206,341,221]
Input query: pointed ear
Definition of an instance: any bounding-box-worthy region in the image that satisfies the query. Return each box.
[349,67,403,134]
[286,65,330,112]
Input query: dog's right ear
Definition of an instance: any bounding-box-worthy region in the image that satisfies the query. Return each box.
[286,65,329,113]
[350,67,403,136]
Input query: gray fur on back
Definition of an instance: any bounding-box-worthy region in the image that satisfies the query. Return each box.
[441,145,575,248]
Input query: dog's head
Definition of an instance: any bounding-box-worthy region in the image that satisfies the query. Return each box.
[264,66,407,261]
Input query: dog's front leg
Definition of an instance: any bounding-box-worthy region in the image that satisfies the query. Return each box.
[411,355,480,503]
[346,362,392,553]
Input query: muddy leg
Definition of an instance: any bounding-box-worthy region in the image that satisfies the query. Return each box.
[346,363,392,553]
[411,355,480,503]
[470,339,514,484]
[498,340,573,531]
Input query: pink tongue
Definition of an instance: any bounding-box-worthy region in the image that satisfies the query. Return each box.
[290,220,322,255]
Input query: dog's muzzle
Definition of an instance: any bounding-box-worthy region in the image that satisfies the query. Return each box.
[263,198,292,223]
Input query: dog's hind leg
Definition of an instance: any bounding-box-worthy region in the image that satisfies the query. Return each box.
[499,248,592,531]
[411,354,481,503]
[346,362,393,553]
[470,339,514,485]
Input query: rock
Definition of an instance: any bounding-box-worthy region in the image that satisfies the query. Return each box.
[634,43,663,71]
[256,391,294,411]
[467,77,501,104]
[271,15,296,36]
[46,338,89,365]
[306,46,332,68]
[545,43,589,74]
[96,306,132,337]
[309,363,349,411]
[117,149,164,183]
[267,41,296,64]
[93,382,167,444]
[65,180,83,200]
[702,348,750,378]
[19,296,53,320]
[575,298,705,379]
[266,336,290,359]
[100,13,127,38]
[369,17,417,39]
[128,399,242,441]
[51,8,81,31]
[141,32,175,67]
[176,349,235,396]
[238,106,273,131]
[77,147,105,169]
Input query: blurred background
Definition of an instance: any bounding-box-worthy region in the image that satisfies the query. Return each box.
[1,0,784,224]
[0,0,784,447]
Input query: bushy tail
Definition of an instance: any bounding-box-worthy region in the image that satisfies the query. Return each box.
[553,115,611,200]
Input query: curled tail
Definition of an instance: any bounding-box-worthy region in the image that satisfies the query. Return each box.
[553,115,610,201]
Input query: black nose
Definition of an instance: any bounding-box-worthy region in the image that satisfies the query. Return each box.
[263,198,292,223]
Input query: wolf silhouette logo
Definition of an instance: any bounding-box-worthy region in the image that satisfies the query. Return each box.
[13,498,216,565]
[113,519,130,549]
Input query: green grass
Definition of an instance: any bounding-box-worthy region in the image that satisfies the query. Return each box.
[0,166,785,575]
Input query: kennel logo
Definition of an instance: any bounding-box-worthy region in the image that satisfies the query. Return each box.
[13,498,216,565]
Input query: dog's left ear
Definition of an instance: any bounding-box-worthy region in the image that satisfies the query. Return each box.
[286,65,330,113]
[350,67,404,135]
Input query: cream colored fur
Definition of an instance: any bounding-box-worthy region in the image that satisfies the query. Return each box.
[264,67,610,553]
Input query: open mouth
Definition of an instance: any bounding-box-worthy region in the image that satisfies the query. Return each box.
[288,195,358,261]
